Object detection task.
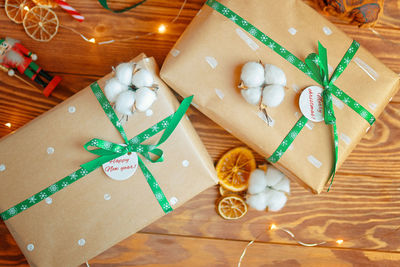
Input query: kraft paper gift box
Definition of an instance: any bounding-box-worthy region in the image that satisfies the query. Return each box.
[160,0,400,194]
[0,54,218,267]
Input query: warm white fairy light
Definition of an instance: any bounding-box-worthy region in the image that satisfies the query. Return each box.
[5,123,11,128]
[60,0,187,45]
[158,24,167,33]
[336,239,344,245]
[270,224,277,230]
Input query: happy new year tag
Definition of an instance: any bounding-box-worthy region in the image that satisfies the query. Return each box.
[102,152,139,181]
[299,86,324,122]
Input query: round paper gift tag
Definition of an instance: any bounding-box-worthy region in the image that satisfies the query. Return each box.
[299,86,324,122]
[102,152,139,181]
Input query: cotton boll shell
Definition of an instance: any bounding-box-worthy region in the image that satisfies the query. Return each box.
[264,64,287,86]
[262,84,285,107]
[265,188,287,211]
[248,169,268,194]
[265,166,286,187]
[241,87,262,105]
[115,90,136,116]
[104,78,129,103]
[240,62,265,87]
[135,87,157,112]
[115,63,134,85]
[273,176,290,194]
[246,191,269,211]
[132,69,154,88]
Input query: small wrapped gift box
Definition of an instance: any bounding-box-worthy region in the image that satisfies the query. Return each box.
[0,54,217,267]
[160,0,399,193]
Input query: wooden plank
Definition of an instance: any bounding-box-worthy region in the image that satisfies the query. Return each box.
[2,227,400,267]
[142,174,400,251]
[87,233,400,266]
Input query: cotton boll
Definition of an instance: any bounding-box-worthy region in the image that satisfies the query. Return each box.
[115,63,134,85]
[262,84,285,107]
[132,69,154,88]
[240,62,265,87]
[265,166,286,187]
[273,176,290,194]
[264,64,287,86]
[248,169,268,194]
[241,87,262,105]
[115,90,136,116]
[104,78,129,103]
[246,191,269,211]
[265,188,287,211]
[135,87,157,112]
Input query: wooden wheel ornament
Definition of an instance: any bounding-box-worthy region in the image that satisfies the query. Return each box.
[5,0,36,24]
[23,6,59,42]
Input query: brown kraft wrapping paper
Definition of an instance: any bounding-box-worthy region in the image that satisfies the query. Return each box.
[160,0,400,194]
[0,54,218,267]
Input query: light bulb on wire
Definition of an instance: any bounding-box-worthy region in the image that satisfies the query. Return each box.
[158,24,167,33]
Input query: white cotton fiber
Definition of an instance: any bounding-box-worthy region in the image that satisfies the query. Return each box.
[264,64,287,86]
[248,169,268,194]
[273,176,290,194]
[246,191,269,211]
[115,90,136,116]
[262,84,285,107]
[104,78,128,103]
[265,188,287,211]
[132,69,154,88]
[265,166,286,187]
[115,63,134,85]
[134,87,157,112]
[241,87,262,105]
[240,62,265,87]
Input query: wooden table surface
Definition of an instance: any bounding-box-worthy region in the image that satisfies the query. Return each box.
[1,0,400,266]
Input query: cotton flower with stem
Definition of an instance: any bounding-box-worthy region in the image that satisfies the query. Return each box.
[246,165,290,212]
[239,61,287,126]
[104,61,159,118]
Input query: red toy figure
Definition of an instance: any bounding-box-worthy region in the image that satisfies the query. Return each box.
[0,37,61,97]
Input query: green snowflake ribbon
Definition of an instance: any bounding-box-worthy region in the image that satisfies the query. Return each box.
[1,82,193,221]
[206,0,375,191]
[98,0,147,13]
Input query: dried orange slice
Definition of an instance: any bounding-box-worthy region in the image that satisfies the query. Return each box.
[217,195,247,220]
[32,0,58,8]
[219,185,246,197]
[5,0,36,24]
[216,147,256,192]
[23,6,59,42]
[219,185,230,196]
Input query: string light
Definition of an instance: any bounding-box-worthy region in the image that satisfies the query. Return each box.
[238,224,348,266]
[5,123,11,128]
[60,0,187,45]
[158,24,167,33]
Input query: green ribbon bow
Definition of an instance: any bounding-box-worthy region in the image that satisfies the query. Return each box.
[1,82,193,221]
[303,42,357,190]
[206,0,376,191]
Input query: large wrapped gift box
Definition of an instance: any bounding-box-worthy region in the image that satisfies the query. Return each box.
[161,0,399,193]
[0,54,217,267]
